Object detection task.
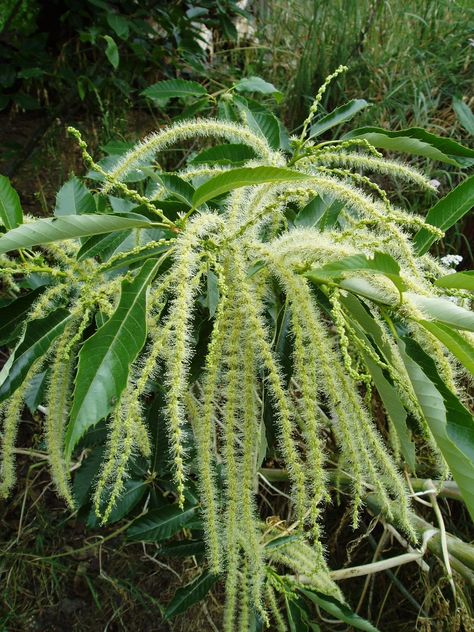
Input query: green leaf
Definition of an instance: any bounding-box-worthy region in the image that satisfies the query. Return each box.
[103,35,119,69]
[0,175,23,229]
[90,478,147,525]
[141,79,207,105]
[0,287,44,346]
[106,13,129,39]
[190,143,257,166]
[246,109,281,150]
[414,175,474,255]
[73,446,105,507]
[294,196,327,228]
[127,504,197,541]
[65,259,160,456]
[453,97,474,136]
[54,177,95,216]
[405,292,474,331]
[234,76,282,99]
[300,589,380,632]
[77,230,132,261]
[24,369,48,413]
[0,213,152,255]
[309,99,370,138]
[0,309,71,403]
[157,540,206,558]
[163,571,219,620]
[192,166,311,208]
[157,174,195,206]
[435,270,474,291]
[305,252,405,295]
[417,321,474,376]
[206,270,219,318]
[344,126,474,167]
[400,338,474,521]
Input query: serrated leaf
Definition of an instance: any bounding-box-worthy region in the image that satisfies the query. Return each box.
[0,175,23,229]
[344,126,474,167]
[190,143,257,166]
[65,259,160,456]
[435,270,474,291]
[77,230,132,261]
[417,321,474,376]
[103,35,119,69]
[89,478,147,525]
[414,175,474,255]
[0,287,44,345]
[305,252,404,294]
[73,446,105,507]
[400,338,474,521]
[127,504,197,541]
[453,97,474,135]
[54,177,95,216]
[158,174,195,206]
[192,166,311,208]
[405,292,474,331]
[244,108,281,150]
[0,213,152,255]
[300,589,380,632]
[163,571,219,620]
[309,99,370,138]
[141,79,207,105]
[235,76,282,99]
[0,309,71,402]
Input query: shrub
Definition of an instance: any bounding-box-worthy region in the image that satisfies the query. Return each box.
[1,70,473,629]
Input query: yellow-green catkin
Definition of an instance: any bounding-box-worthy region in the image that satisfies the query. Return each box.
[229,247,308,525]
[45,326,78,507]
[0,366,41,497]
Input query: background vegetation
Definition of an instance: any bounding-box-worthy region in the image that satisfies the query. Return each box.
[0,1,473,631]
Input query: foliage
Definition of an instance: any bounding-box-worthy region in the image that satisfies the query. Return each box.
[0,0,246,114]
[0,70,474,630]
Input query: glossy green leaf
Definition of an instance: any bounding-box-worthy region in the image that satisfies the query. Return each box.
[417,321,474,376]
[305,252,404,294]
[344,126,474,167]
[400,338,474,521]
[192,166,311,208]
[158,174,195,206]
[435,270,474,291]
[65,259,160,456]
[235,76,282,98]
[163,571,219,620]
[73,446,105,507]
[294,196,326,228]
[414,175,474,255]
[309,99,370,138]
[339,277,393,304]
[90,479,147,526]
[453,97,474,135]
[54,177,95,216]
[0,175,23,229]
[300,589,380,632]
[141,79,207,105]
[0,287,44,345]
[0,213,152,255]
[103,35,119,69]
[23,369,48,413]
[127,504,197,541]
[0,309,71,402]
[246,109,281,150]
[77,230,132,261]
[190,143,257,166]
[405,292,474,331]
